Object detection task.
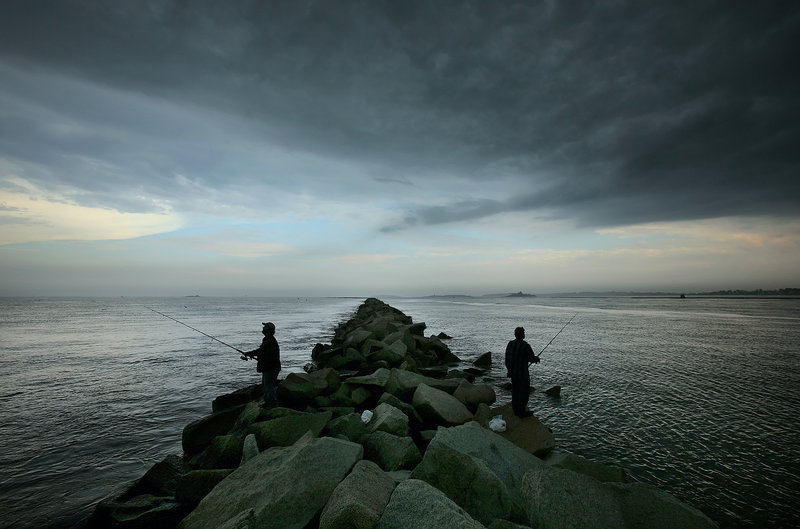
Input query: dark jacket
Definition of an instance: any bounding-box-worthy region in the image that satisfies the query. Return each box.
[253,335,280,373]
[505,338,536,380]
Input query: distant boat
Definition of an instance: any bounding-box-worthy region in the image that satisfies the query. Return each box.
[185,295,200,298]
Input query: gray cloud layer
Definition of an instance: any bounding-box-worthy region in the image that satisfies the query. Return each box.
[1,0,798,230]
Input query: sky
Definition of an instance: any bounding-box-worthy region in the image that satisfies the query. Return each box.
[1,1,799,297]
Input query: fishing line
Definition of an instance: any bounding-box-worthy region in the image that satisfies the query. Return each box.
[144,305,248,358]
[536,313,577,358]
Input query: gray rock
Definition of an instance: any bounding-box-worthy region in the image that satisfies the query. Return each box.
[473,352,492,368]
[412,383,473,427]
[240,434,259,465]
[247,410,332,449]
[348,367,393,388]
[386,369,461,401]
[385,327,417,353]
[325,413,368,442]
[189,434,244,470]
[363,431,422,472]
[327,382,355,408]
[387,470,412,483]
[89,494,191,529]
[330,348,366,370]
[175,469,234,503]
[521,465,719,529]
[408,322,427,336]
[453,380,497,410]
[344,328,374,348]
[427,335,462,364]
[377,392,423,427]
[320,406,357,418]
[490,403,555,457]
[446,369,476,382]
[368,403,410,437]
[276,368,340,406]
[182,405,246,455]
[417,365,449,378]
[410,441,513,525]
[178,432,363,529]
[350,386,372,406]
[120,454,188,500]
[229,401,262,435]
[320,460,396,529]
[375,479,485,529]
[473,403,493,428]
[428,422,544,521]
[368,342,407,366]
[522,464,624,529]
[418,429,437,446]
[364,319,397,341]
[544,385,561,397]
[212,384,262,412]
[543,450,628,483]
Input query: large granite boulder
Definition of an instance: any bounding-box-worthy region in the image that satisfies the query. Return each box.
[410,440,513,525]
[277,368,340,406]
[189,434,244,470]
[377,392,423,427]
[320,460,397,529]
[375,479,485,529]
[453,380,497,410]
[178,432,363,529]
[182,405,246,455]
[412,383,473,427]
[490,403,555,457]
[473,352,492,369]
[363,431,422,472]
[330,347,366,370]
[86,494,191,529]
[120,454,188,499]
[212,384,262,412]
[368,340,407,366]
[344,328,374,348]
[347,368,392,390]
[385,369,461,400]
[247,410,332,449]
[521,464,719,529]
[229,401,262,435]
[367,402,410,437]
[427,422,544,522]
[543,450,628,483]
[325,382,356,408]
[363,318,399,341]
[325,412,368,442]
[421,335,462,364]
[175,469,234,503]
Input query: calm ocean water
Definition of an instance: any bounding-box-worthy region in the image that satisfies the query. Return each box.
[0,295,798,528]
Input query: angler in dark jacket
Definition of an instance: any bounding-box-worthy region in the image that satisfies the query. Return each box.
[247,322,281,406]
[505,326,539,417]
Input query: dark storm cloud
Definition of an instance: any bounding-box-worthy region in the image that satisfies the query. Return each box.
[1,0,798,228]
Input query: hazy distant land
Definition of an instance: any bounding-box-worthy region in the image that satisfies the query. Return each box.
[423,288,800,299]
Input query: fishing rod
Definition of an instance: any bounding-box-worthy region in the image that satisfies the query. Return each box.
[536,313,577,359]
[144,306,249,360]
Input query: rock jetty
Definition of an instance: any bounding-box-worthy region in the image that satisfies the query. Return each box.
[86,298,718,529]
